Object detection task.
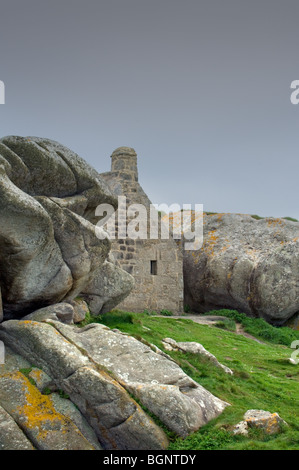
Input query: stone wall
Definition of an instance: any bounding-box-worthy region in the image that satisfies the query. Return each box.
[100,147,184,314]
[113,237,184,313]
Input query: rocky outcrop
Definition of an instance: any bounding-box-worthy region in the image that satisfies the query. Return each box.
[233,410,287,436]
[0,313,229,449]
[0,319,169,450]
[21,303,75,324]
[0,372,97,450]
[81,260,135,315]
[0,404,35,450]
[162,338,233,375]
[183,213,299,324]
[0,136,134,319]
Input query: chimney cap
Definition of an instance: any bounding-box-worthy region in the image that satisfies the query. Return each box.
[111,147,137,158]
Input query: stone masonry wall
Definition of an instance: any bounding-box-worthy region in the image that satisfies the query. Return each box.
[100,147,184,314]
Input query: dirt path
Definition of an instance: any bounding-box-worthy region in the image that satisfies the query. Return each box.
[157,314,266,344]
[234,322,266,344]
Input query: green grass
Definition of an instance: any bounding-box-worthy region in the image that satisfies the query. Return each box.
[204,309,299,346]
[79,309,299,450]
[250,214,265,220]
[160,309,173,316]
[78,310,135,329]
[214,318,237,332]
[205,212,299,223]
[283,217,299,222]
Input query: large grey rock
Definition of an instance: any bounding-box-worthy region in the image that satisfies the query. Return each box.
[233,409,287,436]
[0,320,169,450]
[232,420,249,436]
[68,299,90,323]
[162,338,233,375]
[183,213,299,324]
[0,136,133,319]
[0,404,35,450]
[48,321,229,437]
[0,372,96,450]
[61,365,168,450]
[21,303,75,324]
[49,392,102,450]
[0,345,31,375]
[28,368,54,393]
[81,260,135,315]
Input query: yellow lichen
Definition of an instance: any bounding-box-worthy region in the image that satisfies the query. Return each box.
[267,218,283,227]
[12,372,68,440]
[28,368,43,384]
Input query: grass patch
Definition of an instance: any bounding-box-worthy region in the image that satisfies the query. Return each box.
[58,389,70,399]
[78,310,135,329]
[283,217,299,222]
[160,309,173,316]
[78,310,299,450]
[204,212,298,222]
[214,318,237,332]
[204,310,299,346]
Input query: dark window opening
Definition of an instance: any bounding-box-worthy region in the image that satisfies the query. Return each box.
[150,260,157,275]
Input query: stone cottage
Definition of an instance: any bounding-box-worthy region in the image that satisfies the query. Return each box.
[100,147,184,314]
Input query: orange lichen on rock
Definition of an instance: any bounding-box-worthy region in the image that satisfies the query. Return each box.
[14,372,68,439]
[267,218,283,227]
[244,410,286,435]
[0,371,96,450]
[200,230,219,257]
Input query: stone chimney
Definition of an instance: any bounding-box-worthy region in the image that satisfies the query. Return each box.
[111,147,138,182]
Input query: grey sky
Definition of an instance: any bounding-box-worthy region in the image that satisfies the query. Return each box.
[1,0,299,218]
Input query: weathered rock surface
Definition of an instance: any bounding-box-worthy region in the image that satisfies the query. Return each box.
[0,319,169,450]
[162,337,233,375]
[183,213,299,324]
[28,368,54,393]
[0,346,102,450]
[232,419,249,436]
[68,299,90,323]
[0,317,228,447]
[233,409,287,436]
[21,303,75,324]
[0,345,31,374]
[45,321,229,437]
[0,371,96,450]
[81,260,135,315]
[0,404,35,450]
[48,392,102,449]
[0,136,134,319]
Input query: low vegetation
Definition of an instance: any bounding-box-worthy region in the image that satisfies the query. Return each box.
[204,309,299,346]
[205,211,299,222]
[79,309,299,450]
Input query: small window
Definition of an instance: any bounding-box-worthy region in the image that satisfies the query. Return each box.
[150,260,157,275]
